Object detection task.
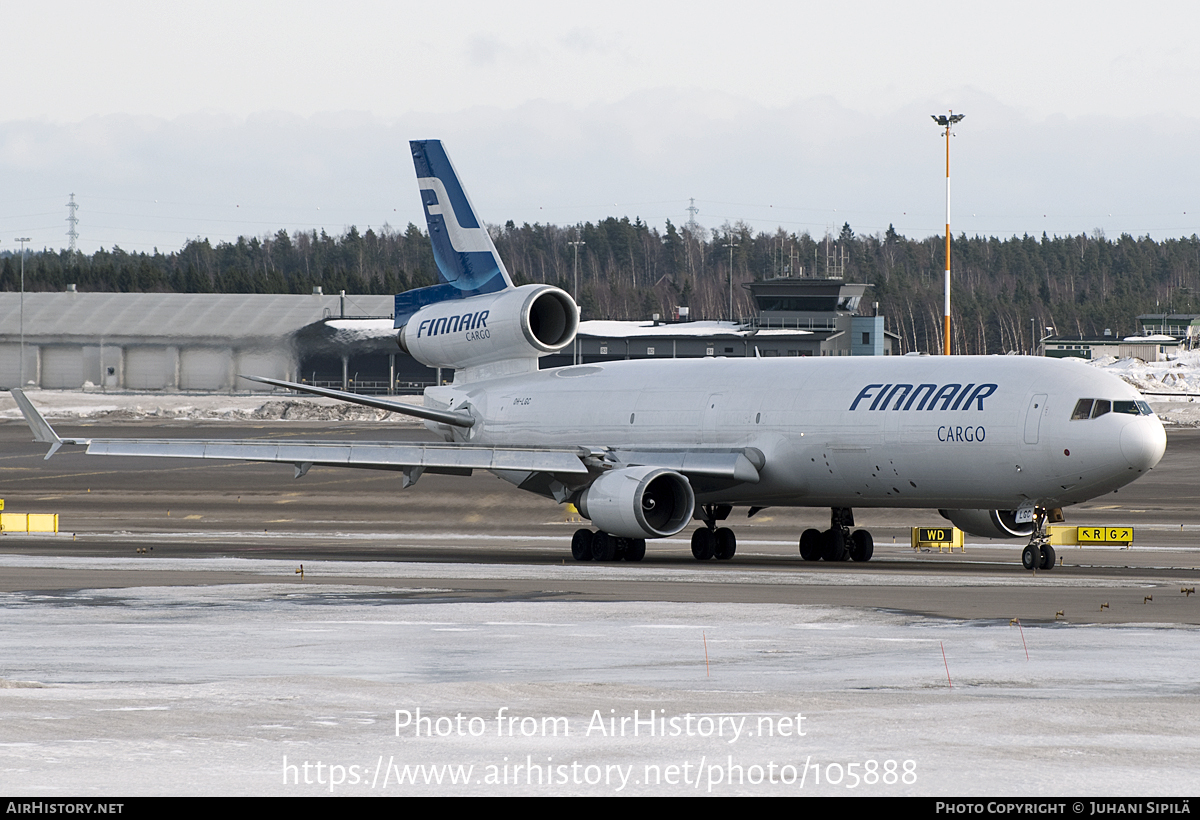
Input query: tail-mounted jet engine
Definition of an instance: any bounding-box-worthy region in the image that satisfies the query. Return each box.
[577,466,696,539]
[398,283,578,371]
[939,508,1035,539]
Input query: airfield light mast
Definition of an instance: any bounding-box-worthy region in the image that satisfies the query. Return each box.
[569,231,585,364]
[724,236,738,322]
[16,236,31,385]
[931,111,964,356]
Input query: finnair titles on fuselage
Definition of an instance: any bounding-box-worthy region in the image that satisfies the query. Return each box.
[849,382,997,412]
[850,381,996,443]
[10,139,1167,572]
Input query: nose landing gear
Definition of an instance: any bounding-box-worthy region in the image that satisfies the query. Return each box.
[1021,508,1056,571]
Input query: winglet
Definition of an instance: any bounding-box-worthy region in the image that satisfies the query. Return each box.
[10,388,64,459]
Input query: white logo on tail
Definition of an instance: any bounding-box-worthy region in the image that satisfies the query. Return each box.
[417,177,496,254]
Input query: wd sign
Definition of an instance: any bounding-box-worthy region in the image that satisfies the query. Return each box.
[911,526,964,552]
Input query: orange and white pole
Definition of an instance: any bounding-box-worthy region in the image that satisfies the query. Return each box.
[931,111,963,356]
[944,121,951,356]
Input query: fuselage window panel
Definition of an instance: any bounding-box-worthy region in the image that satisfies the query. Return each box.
[1071,399,1094,420]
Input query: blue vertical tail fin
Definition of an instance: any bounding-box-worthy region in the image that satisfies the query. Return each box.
[395,140,513,326]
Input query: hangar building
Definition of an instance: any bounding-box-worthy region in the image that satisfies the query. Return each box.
[0,291,400,392]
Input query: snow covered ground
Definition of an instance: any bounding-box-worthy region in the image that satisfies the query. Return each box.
[0,557,1197,797]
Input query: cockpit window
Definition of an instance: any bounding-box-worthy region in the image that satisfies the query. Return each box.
[1073,397,1154,419]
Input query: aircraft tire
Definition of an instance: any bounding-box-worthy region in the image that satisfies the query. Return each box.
[571,529,594,561]
[714,527,736,560]
[592,531,617,561]
[799,529,823,561]
[822,528,848,562]
[1039,544,1056,570]
[691,528,716,560]
[625,538,647,562]
[849,530,874,562]
[1021,543,1040,570]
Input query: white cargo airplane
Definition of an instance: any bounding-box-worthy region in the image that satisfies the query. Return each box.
[11,140,1167,571]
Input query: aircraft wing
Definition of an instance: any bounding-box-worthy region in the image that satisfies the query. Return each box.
[9,388,588,485]
[10,388,763,488]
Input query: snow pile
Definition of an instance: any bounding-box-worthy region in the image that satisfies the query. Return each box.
[324,318,398,342]
[1091,350,1200,395]
[1088,350,1200,425]
[0,390,424,424]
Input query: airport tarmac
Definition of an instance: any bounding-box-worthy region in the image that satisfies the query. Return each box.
[2,418,1199,795]
[0,420,1198,624]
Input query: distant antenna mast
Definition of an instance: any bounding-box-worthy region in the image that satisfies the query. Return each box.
[66,193,79,253]
[824,232,846,279]
[685,198,700,233]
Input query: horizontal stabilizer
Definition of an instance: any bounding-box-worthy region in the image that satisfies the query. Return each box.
[10,388,84,459]
[238,375,475,428]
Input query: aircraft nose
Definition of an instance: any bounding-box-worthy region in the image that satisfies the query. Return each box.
[1120,416,1166,471]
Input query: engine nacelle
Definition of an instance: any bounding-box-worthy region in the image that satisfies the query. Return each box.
[939,509,1035,539]
[577,466,696,539]
[398,284,577,371]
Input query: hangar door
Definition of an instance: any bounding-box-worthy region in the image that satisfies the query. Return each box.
[125,347,172,390]
[40,346,85,389]
[180,348,231,390]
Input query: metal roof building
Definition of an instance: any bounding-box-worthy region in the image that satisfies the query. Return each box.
[0,292,398,392]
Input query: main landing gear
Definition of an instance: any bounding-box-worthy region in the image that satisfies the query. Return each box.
[798,507,874,562]
[690,504,737,561]
[1020,508,1056,571]
[571,529,646,562]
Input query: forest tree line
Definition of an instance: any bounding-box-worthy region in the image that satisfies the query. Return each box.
[3,219,1199,355]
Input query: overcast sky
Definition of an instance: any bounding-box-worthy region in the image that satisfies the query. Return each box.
[3,0,1199,254]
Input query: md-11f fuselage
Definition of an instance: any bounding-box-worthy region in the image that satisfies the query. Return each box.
[421,354,1163,514]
